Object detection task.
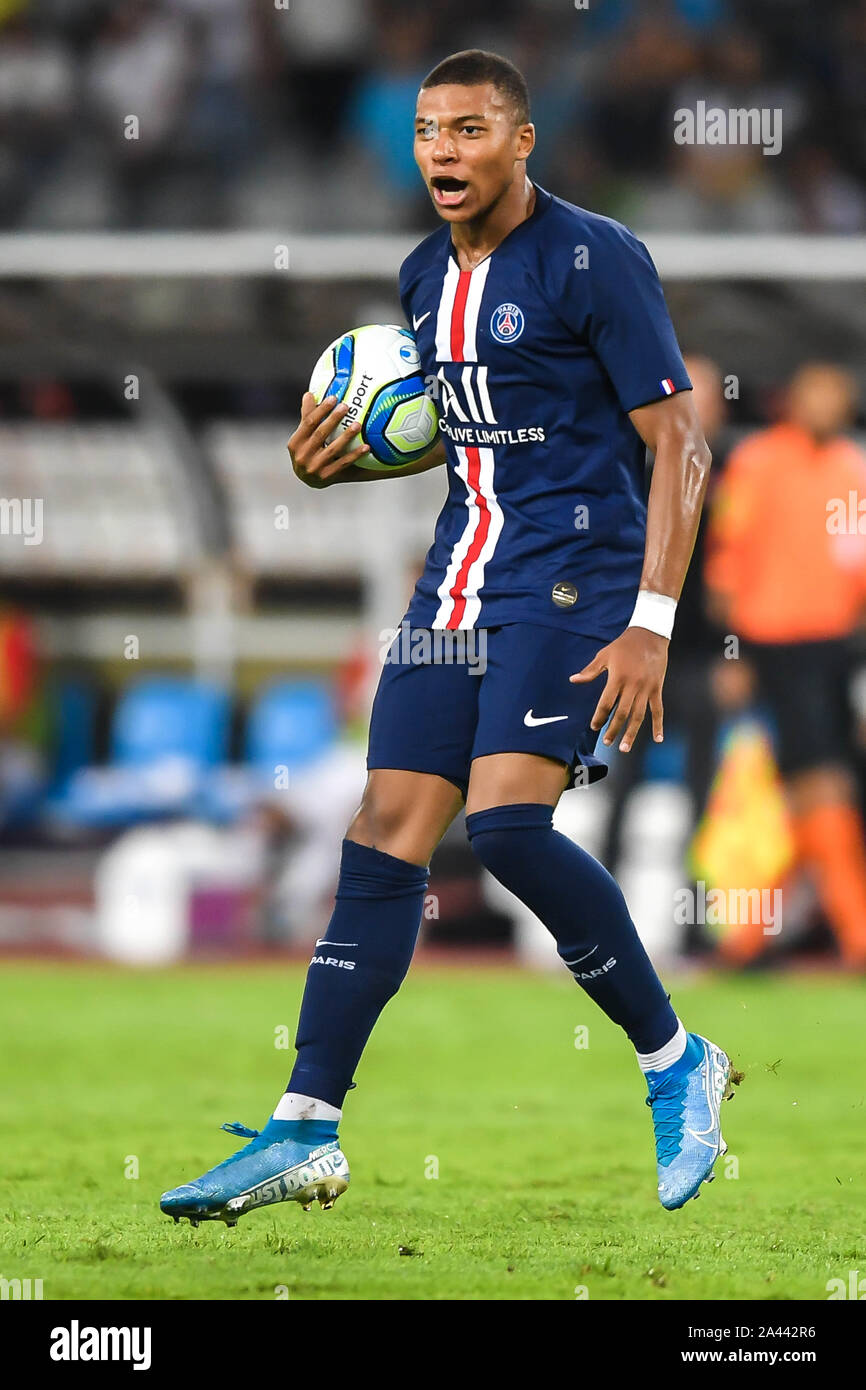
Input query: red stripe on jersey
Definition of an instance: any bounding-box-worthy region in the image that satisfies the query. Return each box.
[450,270,472,362]
[447,446,490,629]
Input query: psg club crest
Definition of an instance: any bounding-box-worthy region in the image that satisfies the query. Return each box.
[490,302,525,343]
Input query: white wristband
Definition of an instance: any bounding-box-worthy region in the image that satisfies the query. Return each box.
[628,590,677,640]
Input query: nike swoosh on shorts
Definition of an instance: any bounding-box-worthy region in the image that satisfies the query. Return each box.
[524,710,569,727]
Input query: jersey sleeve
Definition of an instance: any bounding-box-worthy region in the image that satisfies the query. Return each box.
[398,248,424,330]
[557,219,691,413]
[398,257,413,328]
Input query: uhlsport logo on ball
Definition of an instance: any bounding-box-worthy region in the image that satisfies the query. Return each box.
[308,323,439,467]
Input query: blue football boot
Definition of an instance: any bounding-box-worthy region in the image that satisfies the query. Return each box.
[645,1033,741,1211]
[160,1119,349,1227]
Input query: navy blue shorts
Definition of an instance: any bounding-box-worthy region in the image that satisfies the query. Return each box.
[367,623,611,800]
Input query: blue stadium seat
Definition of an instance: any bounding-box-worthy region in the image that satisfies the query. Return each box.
[246,680,337,775]
[46,677,231,830]
[111,677,230,769]
[200,679,338,823]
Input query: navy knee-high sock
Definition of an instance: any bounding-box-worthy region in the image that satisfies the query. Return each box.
[466,803,677,1052]
[286,838,429,1109]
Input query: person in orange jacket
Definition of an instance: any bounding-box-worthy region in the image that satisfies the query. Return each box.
[705,362,866,967]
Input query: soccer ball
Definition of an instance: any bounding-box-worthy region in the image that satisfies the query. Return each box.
[308,323,439,469]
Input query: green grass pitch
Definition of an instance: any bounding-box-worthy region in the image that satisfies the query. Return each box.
[1,961,864,1301]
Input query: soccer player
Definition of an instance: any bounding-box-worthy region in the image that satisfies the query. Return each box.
[161,49,738,1227]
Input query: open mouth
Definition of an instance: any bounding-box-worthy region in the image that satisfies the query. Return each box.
[431,176,469,207]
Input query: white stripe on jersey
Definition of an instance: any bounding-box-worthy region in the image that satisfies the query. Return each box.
[475,365,497,424]
[460,260,490,361]
[461,364,480,421]
[434,259,460,360]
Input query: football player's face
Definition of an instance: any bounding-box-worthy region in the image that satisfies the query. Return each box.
[414,83,533,222]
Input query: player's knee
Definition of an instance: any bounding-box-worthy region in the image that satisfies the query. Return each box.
[346,789,423,861]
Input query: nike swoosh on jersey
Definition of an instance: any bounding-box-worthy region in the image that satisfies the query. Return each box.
[412,311,431,330]
[524,710,569,727]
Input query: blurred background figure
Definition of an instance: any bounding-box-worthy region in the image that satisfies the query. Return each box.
[0,604,45,833]
[705,364,866,968]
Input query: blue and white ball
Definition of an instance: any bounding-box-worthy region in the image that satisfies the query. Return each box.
[308,323,439,469]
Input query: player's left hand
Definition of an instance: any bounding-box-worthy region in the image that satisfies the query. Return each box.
[570,627,668,753]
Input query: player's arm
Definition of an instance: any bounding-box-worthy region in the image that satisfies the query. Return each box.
[630,390,712,606]
[571,390,711,752]
[288,393,446,488]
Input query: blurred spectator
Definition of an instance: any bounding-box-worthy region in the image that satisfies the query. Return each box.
[831,2,866,190]
[637,27,804,231]
[0,13,75,224]
[342,12,432,218]
[706,363,866,968]
[504,15,585,188]
[789,141,866,234]
[0,605,45,831]
[592,14,698,178]
[0,604,36,730]
[83,0,191,225]
[85,2,189,152]
[276,0,371,152]
[0,0,863,231]
[171,0,263,188]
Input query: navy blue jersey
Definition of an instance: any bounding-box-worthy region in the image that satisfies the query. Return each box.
[398,183,691,639]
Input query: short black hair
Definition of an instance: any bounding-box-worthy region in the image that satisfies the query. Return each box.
[420,49,530,126]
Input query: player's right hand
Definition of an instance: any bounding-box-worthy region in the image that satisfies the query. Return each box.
[287,392,371,488]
